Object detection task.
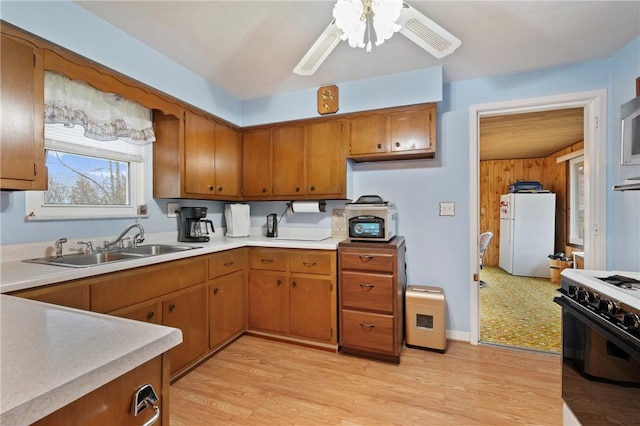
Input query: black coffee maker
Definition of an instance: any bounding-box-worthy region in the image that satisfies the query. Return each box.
[177,207,215,242]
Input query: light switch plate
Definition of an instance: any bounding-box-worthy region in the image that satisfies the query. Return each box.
[166,202,179,218]
[439,202,455,216]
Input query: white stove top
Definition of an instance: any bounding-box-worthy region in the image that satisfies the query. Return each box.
[562,269,640,310]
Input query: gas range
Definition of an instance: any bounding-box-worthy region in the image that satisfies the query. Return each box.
[560,269,640,345]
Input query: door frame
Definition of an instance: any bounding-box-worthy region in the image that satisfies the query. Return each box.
[468,90,607,345]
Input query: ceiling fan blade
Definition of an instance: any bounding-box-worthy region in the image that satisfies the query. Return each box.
[397,2,461,59]
[293,19,342,76]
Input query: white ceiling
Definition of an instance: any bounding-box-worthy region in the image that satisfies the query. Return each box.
[74,1,640,101]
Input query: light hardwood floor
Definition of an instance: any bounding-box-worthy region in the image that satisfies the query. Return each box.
[170,336,562,425]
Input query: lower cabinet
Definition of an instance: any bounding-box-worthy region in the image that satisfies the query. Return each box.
[163,286,208,376]
[31,355,169,426]
[248,247,337,345]
[209,270,246,349]
[10,280,90,310]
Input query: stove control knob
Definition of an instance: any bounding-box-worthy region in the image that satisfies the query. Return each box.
[567,285,578,298]
[587,292,599,304]
[577,288,589,303]
[599,299,618,314]
[623,313,640,330]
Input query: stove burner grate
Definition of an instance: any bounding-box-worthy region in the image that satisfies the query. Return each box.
[599,274,640,290]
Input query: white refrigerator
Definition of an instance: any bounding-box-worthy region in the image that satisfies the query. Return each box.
[499,193,556,277]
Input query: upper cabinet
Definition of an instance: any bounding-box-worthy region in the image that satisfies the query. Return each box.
[154,109,241,200]
[0,32,46,190]
[243,120,347,200]
[348,103,436,162]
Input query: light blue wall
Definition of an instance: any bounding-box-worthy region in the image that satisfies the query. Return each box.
[1,1,639,335]
[607,36,640,271]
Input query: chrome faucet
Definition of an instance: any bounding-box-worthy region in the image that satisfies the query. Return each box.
[54,238,67,258]
[104,224,145,250]
[77,241,94,254]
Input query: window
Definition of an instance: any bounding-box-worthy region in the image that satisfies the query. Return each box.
[26,124,148,219]
[568,155,585,246]
[25,71,154,220]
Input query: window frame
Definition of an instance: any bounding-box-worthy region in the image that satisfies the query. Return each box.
[568,154,585,246]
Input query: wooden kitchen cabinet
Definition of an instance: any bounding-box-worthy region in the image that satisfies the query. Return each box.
[10,280,90,311]
[117,301,162,325]
[306,120,345,196]
[348,104,436,162]
[338,236,406,363]
[163,286,208,376]
[183,109,241,199]
[0,31,47,190]
[31,355,169,426]
[241,127,273,197]
[248,247,337,345]
[273,125,306,196]
[208,248,247,349]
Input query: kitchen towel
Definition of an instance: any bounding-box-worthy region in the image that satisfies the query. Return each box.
[290,201,326,213]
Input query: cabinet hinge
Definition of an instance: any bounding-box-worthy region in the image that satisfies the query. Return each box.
[473,273,479,282]
[33,53,37,67]
[429,112,432,122]
[330,328,333,337]
[33,162,38,177]
[594,116,599,129]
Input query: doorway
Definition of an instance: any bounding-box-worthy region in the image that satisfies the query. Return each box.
[468,90,608,346]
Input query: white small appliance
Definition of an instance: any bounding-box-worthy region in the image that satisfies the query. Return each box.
[499,193,555,277]
[224,204,250,237]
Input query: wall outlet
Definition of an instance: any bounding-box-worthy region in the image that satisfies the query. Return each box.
[166,202,179,218]
[439,202,455,217]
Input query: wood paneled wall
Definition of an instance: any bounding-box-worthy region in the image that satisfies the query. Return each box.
[479,141,584,267]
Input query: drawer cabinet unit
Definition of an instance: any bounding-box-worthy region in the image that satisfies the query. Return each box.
[247,247,337,345]
[338,236,406,363]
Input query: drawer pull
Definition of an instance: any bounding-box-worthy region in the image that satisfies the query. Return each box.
[213,287,219,295]
[359,283,375,290]
[168,304,176,313]
[358,255,374,262]
[223,261,234,266]
[146,311,155,321]
[276,279,282,286]
[359,322,376,330]
[261,259,274,264]
[292,281,297,288]
[302,261,317,267]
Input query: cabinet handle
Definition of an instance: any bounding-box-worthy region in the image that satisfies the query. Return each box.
[309,185,315,191]
[208,185,214,191]
[168,303,176,313]
[295,187,300,192]
[302,261,317,267]
[276,279,282,286]
[292,281,297,288]
[358,255,374,262]
[376,143,382,149]
[359,283,375,290]
[213,287,219,295]
[359,322,376,330]
[217,185,223,192]
[262,188,267,193]
[223,261,234,266]
[146,311,155,321]
[395,141,400,148]
[261,258,274,264]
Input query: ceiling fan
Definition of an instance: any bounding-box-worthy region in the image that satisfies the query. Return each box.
[293,0,462,76]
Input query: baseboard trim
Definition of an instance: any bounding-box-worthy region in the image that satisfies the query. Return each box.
[446,330,470,342]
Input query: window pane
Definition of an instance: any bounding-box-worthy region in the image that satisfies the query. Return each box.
[44,150,131,206]
[569,156,584,245]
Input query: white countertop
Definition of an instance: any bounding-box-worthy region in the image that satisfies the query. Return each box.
[0,232,343,293]
[561,269,640,309]
[0,295,182,426]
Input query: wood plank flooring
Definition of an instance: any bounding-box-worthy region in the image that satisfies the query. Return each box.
[170,336,562,425]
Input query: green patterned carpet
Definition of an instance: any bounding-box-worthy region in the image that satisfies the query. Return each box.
[480,266,561,353]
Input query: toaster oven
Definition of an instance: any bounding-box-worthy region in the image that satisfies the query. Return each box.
[345,195,397,242]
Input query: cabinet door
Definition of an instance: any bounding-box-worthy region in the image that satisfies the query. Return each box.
[289,277,333,342]
[163,287,208,375]
[248,271,288,333]
[117,302,162,325]
[273,125,305,196]
[11,282,90,311]
[1,34,46,190]
[306,120,344,196]
[242,128,272,197]
[389,107,434,152]
[184,110,216,195]
[213,123,240,197]
[209,270,246,349]
[349,114,387,155]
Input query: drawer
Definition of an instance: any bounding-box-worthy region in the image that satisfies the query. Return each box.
[341,271,393,313]
[249,248,288,271]
[341,309,394,353]
[209,248,245,279]
[340,251,394,273]
[289,250,333,275]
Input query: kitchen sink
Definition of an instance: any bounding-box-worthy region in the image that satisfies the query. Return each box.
[120,244,199,256]
[23,245,201,268]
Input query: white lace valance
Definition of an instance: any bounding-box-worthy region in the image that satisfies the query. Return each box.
[44,71,155,145]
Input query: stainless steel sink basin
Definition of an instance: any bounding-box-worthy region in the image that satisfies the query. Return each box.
[24,251,144,268]
[120,244,200,256]
[23,244,201,268]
